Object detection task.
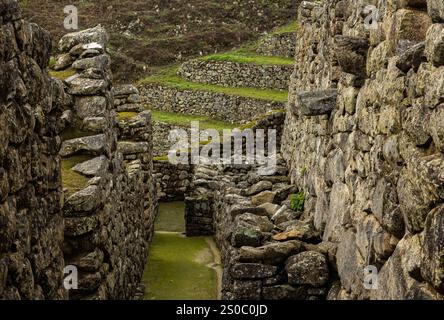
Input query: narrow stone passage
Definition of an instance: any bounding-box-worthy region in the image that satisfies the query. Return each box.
[142,202,221,300]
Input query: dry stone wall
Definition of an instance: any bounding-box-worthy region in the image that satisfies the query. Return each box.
[139,84,286,123]
[0,0,66,300]
[178,59,293,91]
[256,32,297,58]
[55,28,157,299]
[281,0,444,299]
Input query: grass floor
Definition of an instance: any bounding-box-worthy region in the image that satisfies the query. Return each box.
[143,202,218,300]
[149,109,240,131]
[61,155,92,196]
[139,68,288,102]
[143,233,218,300]
[154,201,186,233]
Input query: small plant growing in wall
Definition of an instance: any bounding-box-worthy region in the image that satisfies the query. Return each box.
[290,192,305,212]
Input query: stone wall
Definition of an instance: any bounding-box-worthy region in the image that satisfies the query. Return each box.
[281,0,444,299]
[153,160,193,202]
[256,32,297,58]
[54,27,156,299]
[184,154,336,300]
[139,84,286,123]
[0,0,66,300]
[178,59,293,91]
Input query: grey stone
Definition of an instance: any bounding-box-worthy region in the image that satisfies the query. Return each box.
[246,180,273,196]
[58,25,109,52]
[421,205,444,293]
[334,36,369,77]
[238,241,303,265]
[64,185,102,214]
[60,134,106,157]
[294,89,338,117]
[72,156,108,177]
[285,251,329,287]
[230,263,278,279]
[425,24,444,67]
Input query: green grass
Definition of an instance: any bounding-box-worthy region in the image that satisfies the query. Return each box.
[49,68,76,80]
[149,109,239,131]
[139,68,288,102]
[142,233,218,300]
[271,21,298,35]
[201,52,294,66]
[61,155,93,196]
[155,202,186,233]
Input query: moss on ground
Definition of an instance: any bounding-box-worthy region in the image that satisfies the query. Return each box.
[61,155,93,196]
[139,68,288,102]
[118,112,139,120]
[200,52,294,66]
[143,202,217,300]
[49,68,76,80]
[143,233,217,300]
[149,109,240,131]
[155,202,186,233]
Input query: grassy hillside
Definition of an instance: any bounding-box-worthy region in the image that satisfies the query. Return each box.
[19,0,299,82]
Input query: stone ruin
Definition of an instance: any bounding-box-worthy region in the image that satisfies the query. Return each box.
[0,1,156,300]
[2,0,444,301]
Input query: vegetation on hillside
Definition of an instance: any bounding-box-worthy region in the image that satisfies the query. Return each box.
[19,0,299,82]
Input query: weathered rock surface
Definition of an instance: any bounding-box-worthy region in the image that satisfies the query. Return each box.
[285,251,329,287]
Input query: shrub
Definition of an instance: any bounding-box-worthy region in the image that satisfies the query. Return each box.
[290,192,305,212]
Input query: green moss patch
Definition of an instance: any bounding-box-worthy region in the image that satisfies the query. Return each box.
[142,233,218,300]
[139,68,288,102]
[118,112,139,120]
[49,68,76,80]
[61,155,93,196]
[149,109,240,131]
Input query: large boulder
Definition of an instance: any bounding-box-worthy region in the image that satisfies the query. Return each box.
[64,185,102,215]
[334,36,369,78]
[60,134,106,157]
[58,25,109,52]
[293,90,338,117]
[72,156,108,177]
